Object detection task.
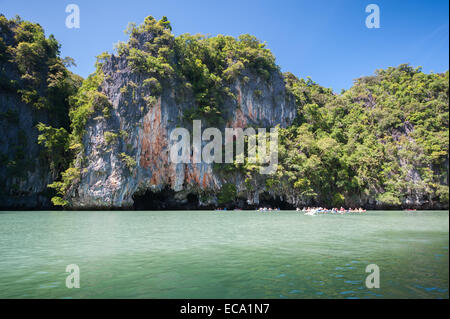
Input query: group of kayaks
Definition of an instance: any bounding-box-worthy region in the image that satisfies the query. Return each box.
[298,207,367,215]
[256,207,281,212]
[214,207,366,214]
[215,207,281,212]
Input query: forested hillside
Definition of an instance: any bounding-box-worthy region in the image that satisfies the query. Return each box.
[0,14,81,208]
[269,66,449,208]
[0,15,448,209]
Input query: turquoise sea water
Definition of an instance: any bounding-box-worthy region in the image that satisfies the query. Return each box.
[0,210,448,299]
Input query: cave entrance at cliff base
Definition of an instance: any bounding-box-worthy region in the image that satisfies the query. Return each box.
[258,192,295,210]
[132,187,200,210]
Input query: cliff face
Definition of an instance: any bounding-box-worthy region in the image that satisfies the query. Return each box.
[2,15,448,210]
[0,16,79,209]
[68,50,296,209]
[273,68,449,210]
[0,90,55,208]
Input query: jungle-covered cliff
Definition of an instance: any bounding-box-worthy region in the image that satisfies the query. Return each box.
[0,15,448,210]
[271,67,448,209]
[0,15,81,209]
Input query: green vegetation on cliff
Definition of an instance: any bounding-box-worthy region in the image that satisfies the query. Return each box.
[0,15,81,203]
[47,57,106,206]
[0,15,81,123]
[116,16,277,126]
[49,15,281,206]
[1,15,448,209]
[269,65,448,208]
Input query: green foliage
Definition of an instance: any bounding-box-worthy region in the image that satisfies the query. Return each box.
[254,89,262,99]
[332,193,345,207]
[48,167,80,206]
[36,123,70,174]
[102,106,111,118]
[10,14,444,209]
[173,33,276,125]
[104,131,118,145]
[127,47,174,76]
[113,16,279,126]
[119,152,136,171]
[143,77,162,96]
[0,15,81,205]
[376,192,402,206]
[42,52,108,206]
[218,183,237,205]
[68,70,104,151]
[119,130,129,140]
[0,15,79,122]
[267,65,449,207]
[50,196,69,207]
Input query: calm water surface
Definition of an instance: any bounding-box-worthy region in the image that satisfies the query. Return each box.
[0,210,448,298]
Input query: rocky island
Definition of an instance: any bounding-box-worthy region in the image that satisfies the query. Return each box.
[0,15,448,210]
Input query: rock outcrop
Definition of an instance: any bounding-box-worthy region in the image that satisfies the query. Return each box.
[0,16,79,209]
[1,15,448,210]
[67,33,296,208]
[0,91,56,208]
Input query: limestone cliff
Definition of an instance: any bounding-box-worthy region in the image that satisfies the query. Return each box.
[2,15,447,210]
[0,15,80,209]
[66,18,296,209]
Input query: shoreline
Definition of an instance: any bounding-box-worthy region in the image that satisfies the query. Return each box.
[0,208,448,212]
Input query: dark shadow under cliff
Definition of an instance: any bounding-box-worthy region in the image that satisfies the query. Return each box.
[132,187,202,210]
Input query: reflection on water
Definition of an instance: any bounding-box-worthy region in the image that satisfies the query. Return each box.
[0,210,448,298]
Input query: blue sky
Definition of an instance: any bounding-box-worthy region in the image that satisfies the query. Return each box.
[1,0,448,92]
